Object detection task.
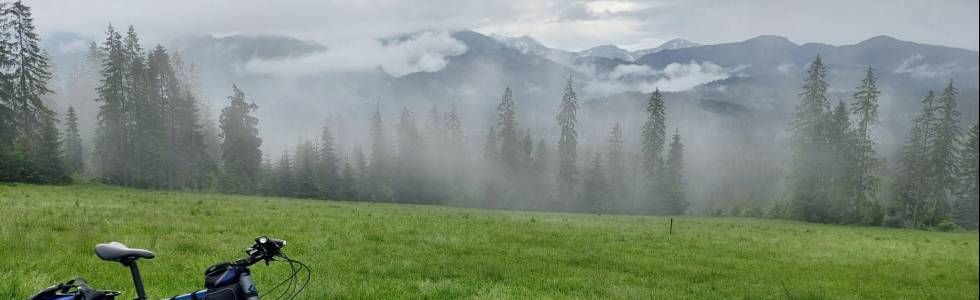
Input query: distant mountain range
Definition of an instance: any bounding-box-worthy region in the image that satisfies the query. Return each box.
[578,39,701,61]
[491,34,702,63]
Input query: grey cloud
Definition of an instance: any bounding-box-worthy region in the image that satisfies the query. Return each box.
[558,2,600,21]
[27,0,978,53]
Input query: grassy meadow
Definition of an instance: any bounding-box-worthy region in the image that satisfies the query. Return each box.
[0,183,977,299]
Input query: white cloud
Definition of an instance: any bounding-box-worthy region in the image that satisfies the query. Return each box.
[893,53,961,78]
[582,61,738,96]
[243,31,467,77]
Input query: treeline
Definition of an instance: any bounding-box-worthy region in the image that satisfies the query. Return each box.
[0,1,69,183]
[782,56,979,230]
[2,0,218,189]
[1,0,689,216]
[91,24,215,189]
[235,80,689,215]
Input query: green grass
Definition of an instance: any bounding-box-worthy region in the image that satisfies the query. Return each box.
[0,184,977,299]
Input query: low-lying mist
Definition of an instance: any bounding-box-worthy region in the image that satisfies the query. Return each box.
[42,28,979,216]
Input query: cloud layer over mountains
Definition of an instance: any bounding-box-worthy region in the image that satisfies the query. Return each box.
[244,31,468,77]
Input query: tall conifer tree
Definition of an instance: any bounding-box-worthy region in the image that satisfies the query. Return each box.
[641,88,666,213]
[850,67,882,224]
[556,77,579,202]
[2,0,52,144]
[218,85,262,194]
[276,149,296,197]
[582,152,607,213]
[660,129,687,215]
[94,24,132,185]
[368,103,392,201]
[925,81,961,224]
[496,86,521,174]
[895,91,937,227]
[63,106,84,175]
[788,55,834,222]
[606,122,626,203]
[954,124,979,229]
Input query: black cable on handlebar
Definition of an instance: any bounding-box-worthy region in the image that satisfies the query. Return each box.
[259,259,300,299]
[256,253,311,300]
[277,259,296,300]
[286,258,312,300]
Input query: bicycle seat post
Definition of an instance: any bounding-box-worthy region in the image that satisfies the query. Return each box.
[121,258,148,300]
[94,242,155,300]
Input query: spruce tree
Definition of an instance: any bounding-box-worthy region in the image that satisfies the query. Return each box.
[146,44,182,188]
[319,120,340,198]
[94,24,132,185]
[0,2,13,161]
[339,160,356,200]
[582,152,608,213]
[606,122,626,202]
[953,124,979,229]
[444,102,464,155]
[660,129,687,215]
[200,103,222,163]
[895,91,937,227]
[33,114,68,183]
[925,81,961,224]
[496,86,521,174]
[788,55,834,222]
[395,107,425,203]
[852,67,880,138]
[521,129,533,171]
[0,38,13,180]
[850,67,882,224]
[63,106,84,175]
[531,139,548,176]
[556,77,579,202]
[1,1,64,183]
[481,125,502,205]
[161,49,212,190]
[641,88,666,213]
[443,101,465,183]
[128,29,171,188]
[257,155,276,196]
[828,100,858,222]
[2,0,53,145]
[293,141,319,199]
[276,150,296,197]
[368,103,392,201]
[426,105,445,153]
[354,146,370,201]
[218,85,262,194]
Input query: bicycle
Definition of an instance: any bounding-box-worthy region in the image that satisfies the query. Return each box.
[29,236,311,300]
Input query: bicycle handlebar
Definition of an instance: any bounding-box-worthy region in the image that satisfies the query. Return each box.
[236,236,287,267]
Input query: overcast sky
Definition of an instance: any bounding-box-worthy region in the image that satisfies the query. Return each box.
[26,0,980,51]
